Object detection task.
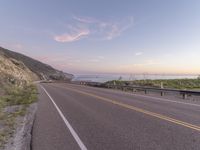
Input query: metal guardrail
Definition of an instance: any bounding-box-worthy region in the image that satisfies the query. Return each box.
[107,85,200,99]
[75,81,200,99]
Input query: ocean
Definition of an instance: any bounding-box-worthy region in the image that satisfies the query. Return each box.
[73,74,198,83]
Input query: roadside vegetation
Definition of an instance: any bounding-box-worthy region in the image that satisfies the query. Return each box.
[2,84,37,106]
[0,83,37,148]
[105,77,200,90]
[0,46,73,149]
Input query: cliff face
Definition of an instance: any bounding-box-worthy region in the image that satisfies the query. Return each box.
[0,49,41,149]
[0,54,38,88]
[0,47,74,82]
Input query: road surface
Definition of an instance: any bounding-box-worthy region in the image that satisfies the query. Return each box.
[32,83,200,150]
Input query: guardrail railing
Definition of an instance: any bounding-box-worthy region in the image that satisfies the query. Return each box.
[107,85,200,99]
[77,81,200,99]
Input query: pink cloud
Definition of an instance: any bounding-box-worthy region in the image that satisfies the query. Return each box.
[54,16,133,42]
[78,16,134,40]
[54,29,90,42]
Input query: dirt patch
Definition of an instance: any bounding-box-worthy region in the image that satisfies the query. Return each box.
[4,103,37,150]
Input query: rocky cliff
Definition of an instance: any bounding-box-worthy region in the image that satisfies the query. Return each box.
[0,47,73,86]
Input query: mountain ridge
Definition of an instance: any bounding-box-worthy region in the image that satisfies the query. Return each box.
[0,47,73,85]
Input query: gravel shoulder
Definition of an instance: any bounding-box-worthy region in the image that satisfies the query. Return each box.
[3,103,37,150]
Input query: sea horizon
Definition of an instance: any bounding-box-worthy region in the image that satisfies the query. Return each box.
[73,74,199,83]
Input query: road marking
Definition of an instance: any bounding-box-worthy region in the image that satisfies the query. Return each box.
[131,93,200,107]
[40,85,87,150]
[66,84,200,108]
[63,86,200,132]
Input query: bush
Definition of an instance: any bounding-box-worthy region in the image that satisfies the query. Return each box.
[3,84,37,106]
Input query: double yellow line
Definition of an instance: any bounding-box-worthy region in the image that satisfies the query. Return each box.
[55,84,200,132]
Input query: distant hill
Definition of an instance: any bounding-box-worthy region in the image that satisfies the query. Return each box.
[0,47,74,83]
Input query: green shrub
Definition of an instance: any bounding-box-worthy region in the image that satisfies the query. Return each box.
[3,84,37,106]
[105,79,200,90]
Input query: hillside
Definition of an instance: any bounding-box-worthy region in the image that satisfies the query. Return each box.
[0,47,74,81]
[0,53,38,93]
[0,46,73,148]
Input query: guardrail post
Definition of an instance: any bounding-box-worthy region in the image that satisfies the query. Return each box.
[182,93,187,99]
[132,88,136,92]
[114,86,199,99]
[145,90,147,94]
[123,87,126,91]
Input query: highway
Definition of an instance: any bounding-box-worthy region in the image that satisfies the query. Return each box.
[32,83,200,150]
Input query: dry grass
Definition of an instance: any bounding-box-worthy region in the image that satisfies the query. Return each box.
[0,84,37,148]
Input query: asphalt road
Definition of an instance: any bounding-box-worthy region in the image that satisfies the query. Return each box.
[32,83,200,150]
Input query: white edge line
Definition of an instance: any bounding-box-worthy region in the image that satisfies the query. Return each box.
[40,85,87,150]
[131,93,200,107]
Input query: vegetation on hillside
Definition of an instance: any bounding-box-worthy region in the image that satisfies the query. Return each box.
[0,45,73,148]
[2,84,37,106]
[105,78,200,90]
[0,83,37,148]
[0,49,38,148]
[0,47,73,81]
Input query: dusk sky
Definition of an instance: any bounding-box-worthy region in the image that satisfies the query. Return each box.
[0,0,200,75]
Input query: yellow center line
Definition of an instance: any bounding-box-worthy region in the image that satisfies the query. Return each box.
[52,84,200,132]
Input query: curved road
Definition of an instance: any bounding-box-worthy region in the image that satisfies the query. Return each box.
[32,83,200,150]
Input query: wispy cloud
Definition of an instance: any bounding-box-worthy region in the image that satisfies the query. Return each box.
[54,28,90,42]
[54,16,134,42]
[135,52,143,56]
[105,24,121,40]
[133,60,161,66]
[0,42,26,53]
[119,60,162,70]
[73,16,98,24]
[103,19,133,40]
[97,56,105,59]
[88,59,100,63]
[13,44,23,49]
[34,54,82,71]
[88,56,105,63]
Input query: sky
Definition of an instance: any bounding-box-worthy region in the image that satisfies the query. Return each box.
[0,0,200,75]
